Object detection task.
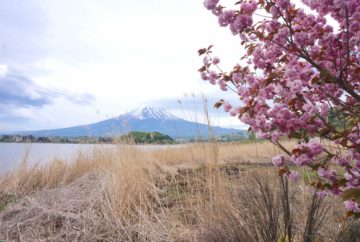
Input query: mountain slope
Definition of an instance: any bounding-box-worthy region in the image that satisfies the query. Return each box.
[18,107,246,139]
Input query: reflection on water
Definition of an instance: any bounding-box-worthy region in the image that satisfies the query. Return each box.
[0,143,181,175]
[0,143,100,175]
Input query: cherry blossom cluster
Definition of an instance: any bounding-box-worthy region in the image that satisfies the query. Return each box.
[199,0,360,217]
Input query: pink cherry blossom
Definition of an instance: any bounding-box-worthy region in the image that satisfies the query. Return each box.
[224,102,232,112]
[203,0,219,10]
[201,72,208,81]
[240,1,257,14]
[344,199,360,213]
[287,171,300,182]
[272,154,286,167]
[212,56,220,64]
[199,0,360,216]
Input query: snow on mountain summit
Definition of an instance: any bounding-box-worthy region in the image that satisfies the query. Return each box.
[15,106,245,138]
[126,107,180,120]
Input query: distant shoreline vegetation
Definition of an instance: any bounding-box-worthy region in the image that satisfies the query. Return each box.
[0,131,249,144]
[0,132,174,144]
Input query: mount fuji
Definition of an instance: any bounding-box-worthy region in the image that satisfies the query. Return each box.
[16,107,246,139]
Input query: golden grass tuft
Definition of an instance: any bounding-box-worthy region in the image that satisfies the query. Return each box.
[0,141,351,241]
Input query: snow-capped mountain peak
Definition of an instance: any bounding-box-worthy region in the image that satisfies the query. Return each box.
[126,107,179,120]
[14,106,245,138]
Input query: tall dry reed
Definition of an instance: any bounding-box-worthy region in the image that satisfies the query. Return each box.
[0,141,350,241]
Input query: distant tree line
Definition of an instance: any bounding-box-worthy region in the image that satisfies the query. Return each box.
[121,131,175,144]
[0,131,252,144]
[0,135,72,143]
[0,132,175,144]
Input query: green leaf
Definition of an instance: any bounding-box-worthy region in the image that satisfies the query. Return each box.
[319,70,336,83]
[304,136,309,143]
[342,188,360,201]
[290,132,302,139]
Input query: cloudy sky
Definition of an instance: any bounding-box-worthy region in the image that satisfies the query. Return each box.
[0,0,248,132]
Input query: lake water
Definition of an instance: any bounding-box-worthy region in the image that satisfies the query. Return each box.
[0,143,175,175]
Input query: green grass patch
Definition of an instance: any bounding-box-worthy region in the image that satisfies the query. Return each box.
[0,201,6,212]
[0,193,18,212]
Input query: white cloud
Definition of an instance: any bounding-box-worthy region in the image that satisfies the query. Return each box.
[0,0,250,130]
[0,65,8,78]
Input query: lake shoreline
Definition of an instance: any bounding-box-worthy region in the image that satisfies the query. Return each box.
[0,143,187,175]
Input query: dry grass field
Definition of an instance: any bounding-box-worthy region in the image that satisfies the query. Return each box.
[0,140,358,241]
